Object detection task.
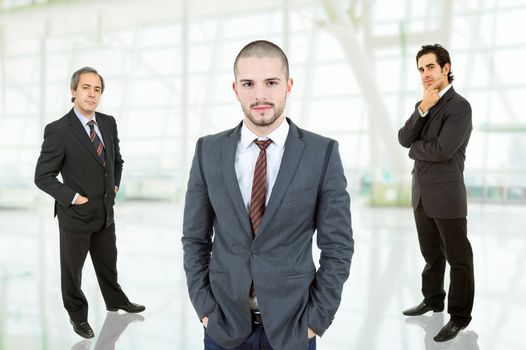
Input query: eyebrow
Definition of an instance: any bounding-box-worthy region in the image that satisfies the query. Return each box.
[81,83,102,89]
[418,63,435,70]
[239,77,282,83]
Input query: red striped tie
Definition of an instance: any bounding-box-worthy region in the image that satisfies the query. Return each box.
[87,120,106,166]
[249,139,272,235]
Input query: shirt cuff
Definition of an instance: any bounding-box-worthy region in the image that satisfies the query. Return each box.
[418,106,429,117]
[71,193,79,205]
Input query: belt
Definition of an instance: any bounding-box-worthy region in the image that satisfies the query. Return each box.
[251,311,263,325]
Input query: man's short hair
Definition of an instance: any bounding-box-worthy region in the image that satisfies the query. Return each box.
[416,44,454,83]
[70,67,105,102]
[233,40,289,79]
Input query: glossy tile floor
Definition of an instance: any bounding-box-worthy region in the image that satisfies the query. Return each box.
[0,198,524,349]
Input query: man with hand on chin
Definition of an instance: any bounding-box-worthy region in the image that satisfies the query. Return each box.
[35,67,144,339]
[399,44,474,342]
[183,40,354,350]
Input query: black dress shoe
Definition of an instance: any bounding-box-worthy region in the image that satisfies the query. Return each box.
[402,302,443,316]
[70,320,95,339]
[433,320,465,342]
[107,302,145,313]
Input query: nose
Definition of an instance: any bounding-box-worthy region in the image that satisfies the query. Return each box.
[422,70,431,80]
[253,86,268,102]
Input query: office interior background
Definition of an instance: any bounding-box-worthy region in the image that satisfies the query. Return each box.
[0,0,524,349]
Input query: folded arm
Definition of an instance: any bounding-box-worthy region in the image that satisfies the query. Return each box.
[409,105,472,162]
[398,103,427,148]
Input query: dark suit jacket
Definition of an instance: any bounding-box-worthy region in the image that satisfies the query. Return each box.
[35,108,123,233]
[398,87,472,219]
[182,119,354,350]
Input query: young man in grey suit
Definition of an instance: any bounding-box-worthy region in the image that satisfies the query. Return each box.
[182,40,354,350]
[398,44,474,342]
[35,67,144,339]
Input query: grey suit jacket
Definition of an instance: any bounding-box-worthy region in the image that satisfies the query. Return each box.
[35,109,123,233]
[398,87,472,218]
[182,119,354,350]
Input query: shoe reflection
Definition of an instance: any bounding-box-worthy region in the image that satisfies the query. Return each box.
[94,312,145,350]
[405,313,479,349]
[71,312,145,350]
[71,340,91,350]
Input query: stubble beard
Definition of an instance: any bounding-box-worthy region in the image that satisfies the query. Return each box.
[242,101,285,127]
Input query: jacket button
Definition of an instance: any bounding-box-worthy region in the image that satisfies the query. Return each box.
[104,194,108,198]
[251,250,259,256]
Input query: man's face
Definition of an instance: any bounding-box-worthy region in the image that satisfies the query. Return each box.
[233,56,292,130]
[71,72,102,117]
[417,53,450,90]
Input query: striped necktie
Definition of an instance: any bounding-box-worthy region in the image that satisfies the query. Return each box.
[87,120,106,166]
[249,139,272,235]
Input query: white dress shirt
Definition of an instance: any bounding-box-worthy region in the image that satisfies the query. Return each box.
[235,118,289,211]
[235,118,289,310]
[73,108,105,144]
[71,108,105,204]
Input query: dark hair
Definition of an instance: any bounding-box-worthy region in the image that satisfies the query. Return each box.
[416,44,454,83]
[70,66,105,102]
[233,40,289,79]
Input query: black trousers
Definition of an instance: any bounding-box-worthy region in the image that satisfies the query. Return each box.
[59,223,129,322]
[413,204,474,326]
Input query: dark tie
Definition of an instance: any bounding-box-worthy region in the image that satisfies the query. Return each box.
[249,139,272,235]
[87,120,106,166]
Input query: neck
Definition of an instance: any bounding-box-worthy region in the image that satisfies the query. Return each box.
[439,82,449,91]
[74,106,95,119]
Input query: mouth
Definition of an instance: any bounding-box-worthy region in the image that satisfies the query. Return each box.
[251,103,273,112]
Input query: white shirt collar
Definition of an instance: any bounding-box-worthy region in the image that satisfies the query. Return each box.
[439,84,452,98]
[73,107,97,126]
[240,118,289,150]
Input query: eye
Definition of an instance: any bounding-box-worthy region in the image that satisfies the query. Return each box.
[267,81,278,86]
[242,82,253,88]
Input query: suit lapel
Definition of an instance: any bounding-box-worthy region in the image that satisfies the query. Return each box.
[96,113,113,165]
[221,122,253,236]
[68,109,105,168]
[421,87,456,135]
[256,119,305,237]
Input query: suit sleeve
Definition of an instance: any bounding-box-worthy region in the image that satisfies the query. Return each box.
[398,101,427,148]
[34,124,76,206]
[182,138,217,320]
[112,117,124,187]
[408,102,472,162]
[308,141,354,336]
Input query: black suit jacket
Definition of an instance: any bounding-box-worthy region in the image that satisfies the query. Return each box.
[398,87,472,219]
[35,108,123,233]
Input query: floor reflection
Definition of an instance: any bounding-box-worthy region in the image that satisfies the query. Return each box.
[405,313,479,350]
[70,312,144,350]
[0,201,524,349]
